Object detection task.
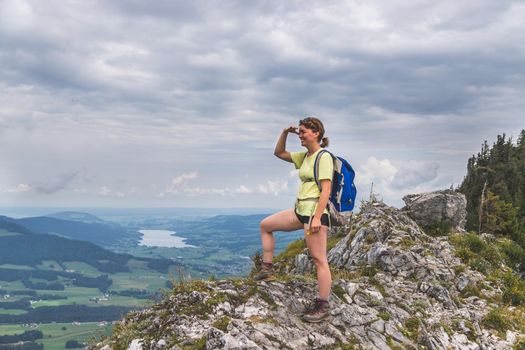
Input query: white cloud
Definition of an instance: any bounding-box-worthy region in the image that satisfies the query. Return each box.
[4,183,31,193]
[235,185,253,194]
[72,187,88,193]
[161,171,198,196]
[176,184,253,197]
[257,180,289,196]
[98,186,111,196]
[289,169,299,178]
[183,187,233,197]
[356,156,442,201]
[97,186,125,198]
[170,171,198,187]
[357,156,398,190]
[0,0,34,33]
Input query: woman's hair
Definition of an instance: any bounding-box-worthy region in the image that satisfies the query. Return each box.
[299,116,330,148]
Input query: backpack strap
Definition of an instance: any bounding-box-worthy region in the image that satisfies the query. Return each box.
[313,149,334,192]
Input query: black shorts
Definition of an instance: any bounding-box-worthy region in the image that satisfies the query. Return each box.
[294,209,331,228]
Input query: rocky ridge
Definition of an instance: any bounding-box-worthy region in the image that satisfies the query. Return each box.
[87,190,524,350]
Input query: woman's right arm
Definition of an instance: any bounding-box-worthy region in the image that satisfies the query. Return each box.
[274,126,298,163]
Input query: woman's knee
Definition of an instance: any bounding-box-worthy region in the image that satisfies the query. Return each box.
[311,255,329,267]
[260,217,272,233]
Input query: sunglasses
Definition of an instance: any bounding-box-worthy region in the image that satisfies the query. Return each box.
[299,117,318,131]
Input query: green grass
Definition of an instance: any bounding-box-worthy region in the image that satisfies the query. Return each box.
[274,239,307,263]
[449,232,525,306]
[378,310,391,321]
[0,309,28,315]
[403,316,420,341]
[0,263,34,270]
[482,307,512,335]
[332,284,347,301]
[422,218,453,237]
[211,316,230,332]
[0,321,114,350]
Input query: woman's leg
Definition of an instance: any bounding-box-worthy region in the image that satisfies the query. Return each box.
[260,208,303,263]
[304,224,332,299]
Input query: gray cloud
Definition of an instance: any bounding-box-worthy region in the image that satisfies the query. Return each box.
[391,161,440,189]
[33,170,80,194]
[0,0,523,208]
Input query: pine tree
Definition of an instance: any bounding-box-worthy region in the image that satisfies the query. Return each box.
[482,189,520,238]
[458,129,525,248]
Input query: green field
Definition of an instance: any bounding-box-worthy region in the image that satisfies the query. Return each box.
[0,321,114,349]
[0,309,27,315]
[0,229,20,237]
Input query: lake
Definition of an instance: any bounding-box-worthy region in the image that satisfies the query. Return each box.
[138,229,197,248]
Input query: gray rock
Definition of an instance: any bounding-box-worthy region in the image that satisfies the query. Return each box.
[155,339,167,349]
[457,274,471,291]
[87,191,517,350]
[126,339,143,350]
[402,189,467,230]
[292,253,312,275]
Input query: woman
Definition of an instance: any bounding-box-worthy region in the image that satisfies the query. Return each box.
[253,116,334,323]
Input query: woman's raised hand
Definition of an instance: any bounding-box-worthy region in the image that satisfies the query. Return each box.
[284,125,299,135]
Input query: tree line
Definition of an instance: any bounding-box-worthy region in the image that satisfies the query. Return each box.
[458,129,525,271]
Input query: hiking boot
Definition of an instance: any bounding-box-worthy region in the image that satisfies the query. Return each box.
[292,298,318,316]
[301,297,331,323]
[252,264,276,282]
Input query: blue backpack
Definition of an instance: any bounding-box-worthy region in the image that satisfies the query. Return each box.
[313,149,357,213]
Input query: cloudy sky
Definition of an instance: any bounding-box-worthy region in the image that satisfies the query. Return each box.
[0,0,523,211]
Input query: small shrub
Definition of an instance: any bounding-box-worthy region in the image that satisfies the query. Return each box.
[248,250,263,277]
[514,339,525,350]
[402,316,420,340]
[368,276,388,297]
[378,310,391,320]
[181,335,207,350]
[411,299,428,314]
[464,234,485,253]
[482,307,512,335]
[469,257,490,274]
[453,264,467,275]
[500,270,525,306]
[332,284,347,301]
[361,264,378,277]
[460,282,483,298]
[274,239,306,262]
[257,290,277,309]
[424,219,453,236]
[327,234,345,250]
[498,239,525,272]
[212,316,230,332]
[399,236,413,249]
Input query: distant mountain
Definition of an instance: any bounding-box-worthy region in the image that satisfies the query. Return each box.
[45,211,111,225]
[0,214,141,249]
[0,216,34,235]
[0,216,177,274]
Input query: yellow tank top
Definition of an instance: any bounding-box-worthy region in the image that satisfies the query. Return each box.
[290,148,333,216]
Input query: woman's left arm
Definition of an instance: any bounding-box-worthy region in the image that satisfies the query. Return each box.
[310,179,331,233]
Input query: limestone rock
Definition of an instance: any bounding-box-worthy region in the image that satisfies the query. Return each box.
[402,189,467,230]
[87,192,520,350]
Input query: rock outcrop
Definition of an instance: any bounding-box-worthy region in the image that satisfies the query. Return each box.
[87,191,524,350]
[401,189,467,231]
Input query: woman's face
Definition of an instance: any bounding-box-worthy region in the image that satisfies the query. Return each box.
[298,124,319,147]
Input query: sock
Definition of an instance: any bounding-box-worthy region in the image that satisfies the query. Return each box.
[261,261,273,268]
[317,295,329,303]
